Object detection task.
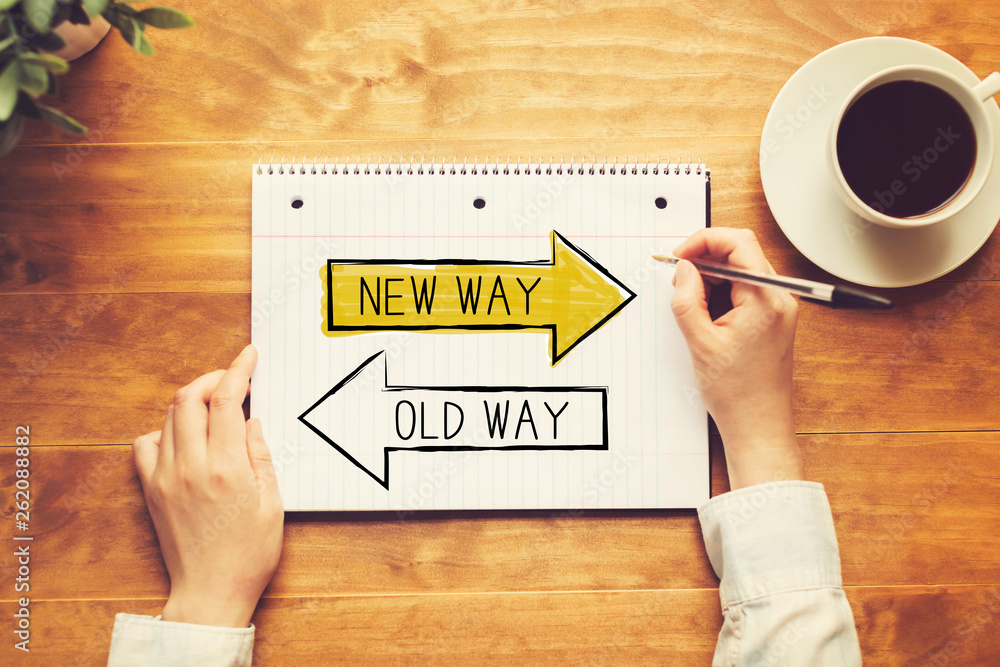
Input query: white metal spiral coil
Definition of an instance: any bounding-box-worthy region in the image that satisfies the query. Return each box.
[256,156,706,177]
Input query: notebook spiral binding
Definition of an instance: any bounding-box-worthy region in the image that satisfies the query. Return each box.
[256,156,706,177]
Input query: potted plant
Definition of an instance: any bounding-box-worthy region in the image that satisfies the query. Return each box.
[0,0,193,157]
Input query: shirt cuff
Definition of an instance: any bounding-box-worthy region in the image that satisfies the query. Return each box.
[107,613,255,667]
[697,480,843,611]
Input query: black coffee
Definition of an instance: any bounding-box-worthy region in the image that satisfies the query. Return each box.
[836,80,976,218]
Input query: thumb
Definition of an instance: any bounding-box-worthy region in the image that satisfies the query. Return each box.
[132,430,160,486]
[670,259,713,343]
[246,418,283,510]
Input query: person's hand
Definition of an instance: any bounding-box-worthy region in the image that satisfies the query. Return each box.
[132,344,283,627]
[669,228,804,490]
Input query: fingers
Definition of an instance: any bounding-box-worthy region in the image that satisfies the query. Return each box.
[246,418,283,512]
[160,345,256,469]
[172,368,227,462]
[159,405,175,466]
[672,228,772,274]
[208,345,257,456]
[132,430,161,485]
[670,259,714,343]
[674,228,785,310]
[672,264,714,303]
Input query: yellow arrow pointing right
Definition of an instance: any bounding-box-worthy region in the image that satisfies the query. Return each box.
[322,231,636,365]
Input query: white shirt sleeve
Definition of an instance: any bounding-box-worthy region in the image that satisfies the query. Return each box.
[698,480,862,666]
[107,613,254,667]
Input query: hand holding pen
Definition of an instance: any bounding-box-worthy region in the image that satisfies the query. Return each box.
[655,245,891,309]
[666,228,805,490]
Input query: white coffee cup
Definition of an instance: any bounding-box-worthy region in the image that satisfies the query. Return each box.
[828,65,1000,229]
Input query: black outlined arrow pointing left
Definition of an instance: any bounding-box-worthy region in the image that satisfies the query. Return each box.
[298,351,609,490]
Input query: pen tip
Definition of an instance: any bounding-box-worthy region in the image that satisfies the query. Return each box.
[652,254,674,263]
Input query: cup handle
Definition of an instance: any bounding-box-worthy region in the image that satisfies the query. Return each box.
[974,72,1000,102]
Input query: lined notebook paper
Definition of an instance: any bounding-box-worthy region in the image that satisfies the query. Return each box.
[251,159,710,511]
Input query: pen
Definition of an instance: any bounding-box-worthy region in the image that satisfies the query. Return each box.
[652,255,893,309]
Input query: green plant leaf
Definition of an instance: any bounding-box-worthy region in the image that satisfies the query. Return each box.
[116,4,146,32]
[18,60,49,97]
[0,61,17,121]
[0,0,21,11]
[129,16,142,51]
[82,0,108,16]
[134,7,194,29]
[0,34,18,53]
[21,52,69,75]
[51,3,73,28]
[107,9,135,47]
[24,0,58,33]
[69,3,92,25]
[15,91,41,118]
[28,29,65,51]
[37,103,87,133]
[0,112,25,158]
[135,23,153,56]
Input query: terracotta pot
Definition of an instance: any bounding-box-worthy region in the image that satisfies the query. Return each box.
[49,16,112,61]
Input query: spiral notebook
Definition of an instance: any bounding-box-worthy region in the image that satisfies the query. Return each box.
[251,158,710,512]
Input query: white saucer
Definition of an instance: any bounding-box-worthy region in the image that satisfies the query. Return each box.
[759,37,1000,287]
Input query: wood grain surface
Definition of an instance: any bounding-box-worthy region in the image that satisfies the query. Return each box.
[2,0,999,664]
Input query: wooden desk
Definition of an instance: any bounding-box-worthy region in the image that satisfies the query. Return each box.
[2,0,999,663]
